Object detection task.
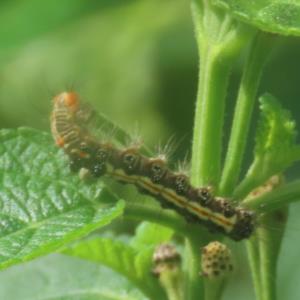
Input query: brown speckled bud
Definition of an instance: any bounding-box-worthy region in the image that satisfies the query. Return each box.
[152,243,181,277]
[201,241,233,279]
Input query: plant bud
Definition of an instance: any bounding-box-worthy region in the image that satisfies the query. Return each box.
[201,241,233,279]
[152,243,181,277]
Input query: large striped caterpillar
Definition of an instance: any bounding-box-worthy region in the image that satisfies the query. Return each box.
[51,92,255,241]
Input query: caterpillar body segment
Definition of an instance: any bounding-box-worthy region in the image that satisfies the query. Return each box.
[51,92,256,241]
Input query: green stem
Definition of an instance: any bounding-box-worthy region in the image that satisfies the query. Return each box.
[244,174,288,300]
[191,0,244,188]
[243,179,300,212]
[219,32,275,196]
[184,238,205,300]
[258,232,276,300]
[255,209,288,300]
[124,202,209,240]
[191,46,231,187]
[233,160,263,199]
[189,41,230,297]
[204,279,225,300]
[246,237,262,300]
[190,2,253,299]
[159,268,184,300]
[191,0,254,189]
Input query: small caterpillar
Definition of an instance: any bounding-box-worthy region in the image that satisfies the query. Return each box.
[51,92,256,241]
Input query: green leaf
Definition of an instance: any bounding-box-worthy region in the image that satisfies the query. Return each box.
[63,237,166,300]
[130,221,174,250]
[255,94,297,155]
[235,94,300,198]
[0,128,124,270]
[213,0,300,36]
[0,254,147,300]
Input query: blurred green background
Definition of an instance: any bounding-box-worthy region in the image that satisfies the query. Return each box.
[1,0,300,299]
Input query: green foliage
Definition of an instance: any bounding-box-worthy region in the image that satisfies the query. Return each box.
[255,94,297,155]
[191,0,254,187]
[63,236,167,300]
[0,128,124,270]
[62,223,173,299]
[131,222,174,249]
[2,1,300,300]
[213,0,300,36]
[0,254,147,300]
[235,94,300,198]
[191,1,300,299]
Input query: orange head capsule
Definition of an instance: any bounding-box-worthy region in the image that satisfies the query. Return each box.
[63,92,79,109]
[53,92,79,112]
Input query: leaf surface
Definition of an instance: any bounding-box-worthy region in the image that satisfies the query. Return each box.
[0,128,123,269]
[63,236,166,300]
[236,94,300,197]
[213,0,300,36]
[0,254,147,300]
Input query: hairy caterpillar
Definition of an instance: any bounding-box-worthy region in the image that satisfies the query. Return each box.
[51,92,255,241]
